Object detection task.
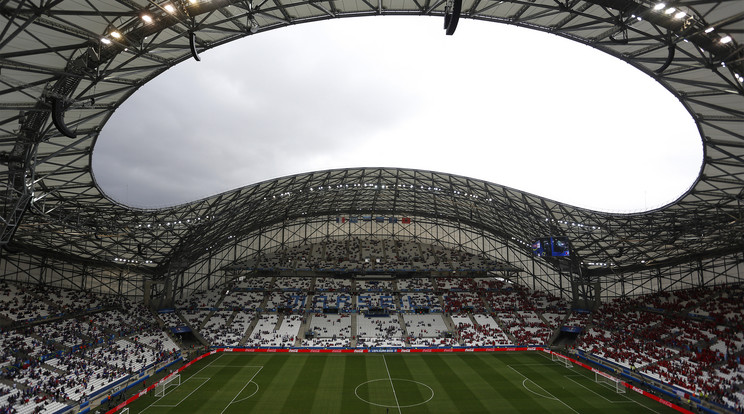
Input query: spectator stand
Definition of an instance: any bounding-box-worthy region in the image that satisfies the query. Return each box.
[302,313,352,348]
[220,290,265,311]
[397,277,434,292]
[264,291,306,312]
[314,277,352,293]
[404,314,455,348]
[310,292,353,313]
[356,314,404,348]
[399,292,442,313]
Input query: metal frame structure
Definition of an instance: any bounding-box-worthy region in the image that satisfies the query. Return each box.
[1,0,743,302]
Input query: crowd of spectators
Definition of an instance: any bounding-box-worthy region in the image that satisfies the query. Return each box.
[3,277,743,413]
[0,282,53,322]
[574,285,744,412]
[227,238,508,273]
[357,315,404,347]
[452,314,511,346]
[0,282,181,414]
[306,314,352,341]
[314,277,351,292]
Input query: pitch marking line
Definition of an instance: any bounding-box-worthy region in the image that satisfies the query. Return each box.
[563,375,632,403]
[231,382,260,404]
[537,352,664,413]
[383,354,402,414]
[151,377,210,407]
[354,379,435,408]
[508,363,559,367]
[521,378,557,401]
[141,353,224,413]
[567,374,661,414]
[208,365,264,368]
[220,366,264,414]
[508,365,580,414]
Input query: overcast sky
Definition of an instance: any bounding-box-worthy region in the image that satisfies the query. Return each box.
[93,16,702,213]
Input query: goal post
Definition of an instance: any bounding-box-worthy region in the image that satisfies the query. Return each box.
[595,370,626,394]
[551,352,572,368]
[155,373,181,397]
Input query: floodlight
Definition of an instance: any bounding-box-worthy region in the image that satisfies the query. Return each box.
[653,3,665,10]
[141,14,153,23]
[720,35,732,44]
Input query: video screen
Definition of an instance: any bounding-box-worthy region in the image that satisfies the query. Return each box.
[531,236,570,257]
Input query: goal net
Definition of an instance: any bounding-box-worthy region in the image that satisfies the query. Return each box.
[551,352,573,368]
[155,373,181,397]
[595,371,626,393]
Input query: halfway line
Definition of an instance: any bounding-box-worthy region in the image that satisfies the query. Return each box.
[383,355,402,414]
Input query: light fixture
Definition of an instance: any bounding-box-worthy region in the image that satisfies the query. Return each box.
[141,14,153,23]
[674,11,685,19]
[664,7,676,14]
[653,3,665,10]
[110,30,122,39]
[164,3,176,13]
[720,35,732,44]
[249,15,259,33]
[704,26,714,33]
[101,37,112,44]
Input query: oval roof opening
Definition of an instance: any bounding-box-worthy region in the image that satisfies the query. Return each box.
[93,16,702,213]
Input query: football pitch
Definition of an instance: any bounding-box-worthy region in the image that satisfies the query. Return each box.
[124,351,682,413]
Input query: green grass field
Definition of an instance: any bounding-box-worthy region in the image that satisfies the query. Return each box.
[123,351,681,413]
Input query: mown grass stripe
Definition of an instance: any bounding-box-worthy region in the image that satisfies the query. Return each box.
[364,354,399,409]
[456,353,534,413]
[237,353,295,413]
[423,354,489,413]
[506,360,586,413]
[309,355,347,413]
[279,355,328,412]
[213,355,268,414]
[384,354,426,409]
[120,352,684,414]
[341,354,371,413]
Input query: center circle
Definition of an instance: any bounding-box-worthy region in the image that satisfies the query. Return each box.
[354,378,435,408]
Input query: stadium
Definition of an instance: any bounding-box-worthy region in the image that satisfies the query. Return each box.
[1,0,744,413]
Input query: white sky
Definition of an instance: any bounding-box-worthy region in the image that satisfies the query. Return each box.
[93,16,703,213]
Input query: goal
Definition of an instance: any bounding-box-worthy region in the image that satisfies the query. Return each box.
[155,373,181,397]
[551,352,573,368]
[595,371,626,393]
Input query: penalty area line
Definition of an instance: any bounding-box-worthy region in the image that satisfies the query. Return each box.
[220,366,264,413]
[141,353,224,413]
[563,375,632,404]
[508,365,579,414]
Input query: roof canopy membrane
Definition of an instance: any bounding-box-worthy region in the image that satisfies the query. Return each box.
[94,17,702,212]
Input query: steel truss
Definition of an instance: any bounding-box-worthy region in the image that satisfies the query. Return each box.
[0,0,743,302]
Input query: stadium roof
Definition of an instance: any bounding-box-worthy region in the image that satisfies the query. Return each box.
[0,0,743,285]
